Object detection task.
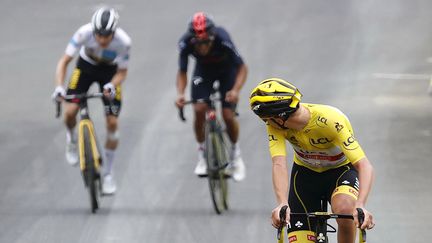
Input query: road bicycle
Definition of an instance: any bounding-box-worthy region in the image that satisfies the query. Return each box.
[56,92,106,213]
[178,81,234,214]
[277,199,367,243]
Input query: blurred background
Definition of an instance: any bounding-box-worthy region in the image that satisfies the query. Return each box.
[1,0,431,242]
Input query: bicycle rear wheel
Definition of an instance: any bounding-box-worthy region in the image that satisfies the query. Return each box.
[83,126,99,213]
[205,122,229,214]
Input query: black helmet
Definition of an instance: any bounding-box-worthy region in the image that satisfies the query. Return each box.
[91,7,119,36]
[188,12,215,40]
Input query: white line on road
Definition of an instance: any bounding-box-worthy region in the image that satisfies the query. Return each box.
[372,73,431,80]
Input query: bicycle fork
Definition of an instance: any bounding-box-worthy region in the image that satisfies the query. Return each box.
[78,119,101,173]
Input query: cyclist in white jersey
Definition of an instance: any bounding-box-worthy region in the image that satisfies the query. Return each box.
[51,7,131,195]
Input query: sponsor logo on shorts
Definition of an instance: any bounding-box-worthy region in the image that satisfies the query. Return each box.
[349,188,359,197]
[317,233,326,242]
[288,236,297,242]
[308,235,317,241]
[193,77,203,85]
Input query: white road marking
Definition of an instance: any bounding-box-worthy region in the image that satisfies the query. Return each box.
[373,73,431,80]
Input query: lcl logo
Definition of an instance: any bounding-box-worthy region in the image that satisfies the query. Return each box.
[310,137,331,145]
[343,135,356,147]
[268,135,278,141]
[317,116,328,125]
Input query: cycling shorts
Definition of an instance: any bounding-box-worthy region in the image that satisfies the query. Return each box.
[288,163,359,233]
[190,64,237,108]
[66,57,121,116]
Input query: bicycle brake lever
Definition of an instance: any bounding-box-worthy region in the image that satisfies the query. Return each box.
[277,205,288,240]
[356,208,365,227]
[55,101,61,118]
[179,107,186,122]
[356,208,367,242]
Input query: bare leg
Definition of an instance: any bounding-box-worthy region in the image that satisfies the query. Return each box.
[63,102,79,136]
[331,194,356,243]
[193,102,207,143]
[222,107,239,143]
[105,115,119,150]
[63,102,80,165]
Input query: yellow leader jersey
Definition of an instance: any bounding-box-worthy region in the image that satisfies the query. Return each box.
[267,103,365,172]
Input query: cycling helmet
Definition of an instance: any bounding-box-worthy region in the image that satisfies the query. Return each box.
[188,12,215,40]
[249,78,303,119]
[91,7,119,36]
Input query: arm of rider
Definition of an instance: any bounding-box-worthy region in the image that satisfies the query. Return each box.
[352,156,375,230]
[175,70,188,108]
[52,54,73,101]
[225,63,248,103]
[271,155,290,229]
[103,68,127,100]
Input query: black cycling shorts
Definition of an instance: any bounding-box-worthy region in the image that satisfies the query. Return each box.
[288,163,359,233]
[66,57,121,116]
[190,64,237,108]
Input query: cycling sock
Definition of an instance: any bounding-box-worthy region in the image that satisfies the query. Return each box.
[104,148,115,176]
[198,142,205,150]
[197,142,205,160]
[230,143,241,160]
[66,128,76,143]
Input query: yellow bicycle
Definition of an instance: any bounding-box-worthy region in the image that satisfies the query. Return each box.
[56,92,105,213]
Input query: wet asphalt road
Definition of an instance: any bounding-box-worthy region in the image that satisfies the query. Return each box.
[1,0,432,242]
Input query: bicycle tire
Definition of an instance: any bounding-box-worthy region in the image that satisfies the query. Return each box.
[205,122,229,214]
[83,126,99,213]
[215,130,229,210]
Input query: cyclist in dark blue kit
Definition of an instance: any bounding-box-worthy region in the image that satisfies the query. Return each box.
[175,12,247,181]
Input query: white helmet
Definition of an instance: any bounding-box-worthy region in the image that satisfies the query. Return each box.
[91,7,119,36]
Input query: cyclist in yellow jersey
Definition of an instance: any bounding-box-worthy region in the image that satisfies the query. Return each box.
[249,78,375,243]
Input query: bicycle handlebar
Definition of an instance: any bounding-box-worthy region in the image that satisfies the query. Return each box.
[54,93,106,119]
[63,93,104,100]
[277,205,288,240]
[277,206,367,242]
[177,99,238,122]
[290,212,354,220]
[178,101,194,122]
[56,100,61,118]
[356,208,367,242]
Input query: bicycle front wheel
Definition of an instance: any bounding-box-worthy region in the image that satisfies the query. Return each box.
[205,123,229,214]
[82,126,99,213]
